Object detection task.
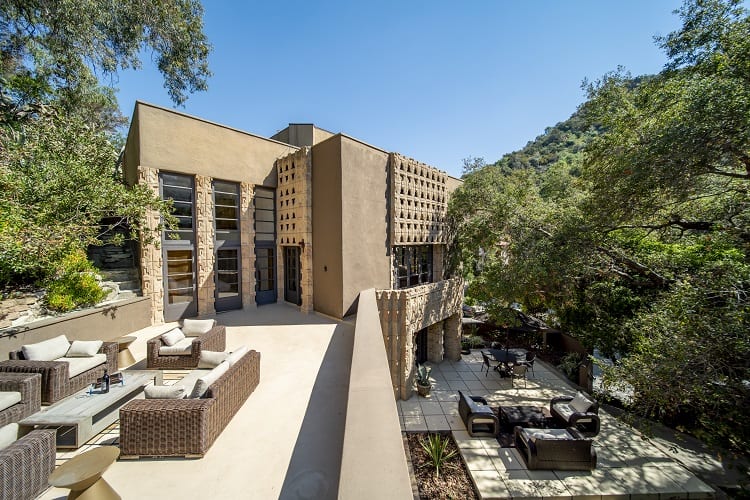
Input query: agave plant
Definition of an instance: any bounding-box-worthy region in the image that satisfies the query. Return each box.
[419,433,457,478]
[415,364,432,386]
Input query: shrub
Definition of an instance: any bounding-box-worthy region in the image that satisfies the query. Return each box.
[557,352,583,382]
[44,251,107,312]
[418,433,457,478]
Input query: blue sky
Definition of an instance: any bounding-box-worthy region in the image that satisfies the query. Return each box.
[114,1,683,178]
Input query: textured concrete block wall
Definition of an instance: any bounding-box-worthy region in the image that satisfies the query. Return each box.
[195,175,216,317]
[240,182,256,309]
[137,166,165,324]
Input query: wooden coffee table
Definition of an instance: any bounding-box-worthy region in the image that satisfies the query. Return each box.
[20,370,161,448]
[48,446,121,499]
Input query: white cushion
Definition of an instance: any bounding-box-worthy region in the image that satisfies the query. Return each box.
[189,360,230,399]
[570,392,593,413]
[182,319,215,336]
[22,334,70,361]
[57,354,107,378]
[158,337,194,355]
[198,350,228,369]
[66,340,103,357]
[144,385,186,399]
[161,328,186,346]
[553,402,575,421]
[529,428,572,440]
[225,345,250,366]
[0,423,19,451]
[0,391,22,412]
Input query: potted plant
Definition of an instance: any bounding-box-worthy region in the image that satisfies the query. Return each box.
[416,364,432,396]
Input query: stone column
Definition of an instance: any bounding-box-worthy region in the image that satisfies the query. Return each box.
[195,175,215,317]
[240,183,256,309]
[432,245,444,281]
[137,166,164,324]
[444,312,462,361]
[427,322,444,363]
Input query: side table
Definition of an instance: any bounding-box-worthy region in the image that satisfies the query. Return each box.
[115,336,137,368]
[48,446,121,499]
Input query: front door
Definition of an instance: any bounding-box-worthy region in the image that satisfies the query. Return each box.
[284,246,301,305]
[215,248,241,311]
[416,328,428,364]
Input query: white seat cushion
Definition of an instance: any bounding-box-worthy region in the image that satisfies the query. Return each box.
[0,423,19,451]
[66,340,103,357]
[553,402,576,420]
[144,384,186,399]
[189,360,230,399]
[0,391,22,412]
[22,334,70,361]
[526,428,573,440]
[57,353,107,378]
[198,350,228,369]
[570,392,594,413]
[161,328,186,346]
[182,319,215,336]
[225,346,249,366]
[159,337,194,355]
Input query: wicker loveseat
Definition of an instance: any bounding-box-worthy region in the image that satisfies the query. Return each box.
[0,373,41,427]
[120,348,260,458]
[514,426,597,470]
[0,336,118,404]
[0,428,57,500]
[146,320,226,369]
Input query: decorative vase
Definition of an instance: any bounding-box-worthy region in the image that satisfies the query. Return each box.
[417,383,431,397]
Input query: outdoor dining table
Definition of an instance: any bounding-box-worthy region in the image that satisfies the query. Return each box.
[489,348,528,377]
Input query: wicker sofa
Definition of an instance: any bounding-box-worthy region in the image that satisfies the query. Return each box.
[514,426,597,470]
[120,348,260,458]
[146,320,226,369]
[0,428,57,500]
[0,336,117,404]
[0,373,41,427]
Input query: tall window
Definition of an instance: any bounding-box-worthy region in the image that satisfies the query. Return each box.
[394,246,433,289]
[254,187,276,304]
[213,180,241,311]
[161,173,195,240]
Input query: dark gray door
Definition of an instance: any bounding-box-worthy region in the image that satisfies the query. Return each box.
[254,187,276,305]
[284,246,301,305]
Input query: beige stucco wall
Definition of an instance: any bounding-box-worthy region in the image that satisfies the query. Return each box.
[446,175,463,195]
[123,102,296,188]
[312,136,344,318]
[271,124,335,148]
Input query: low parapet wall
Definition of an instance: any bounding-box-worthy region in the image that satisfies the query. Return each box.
[338,288,412,500]
[0,297,151,360]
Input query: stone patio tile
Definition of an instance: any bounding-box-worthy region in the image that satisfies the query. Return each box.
[403,415,427,432]
[655,463,715,499]
[446,380,469,391]
[442,370,462,381]
[454,363,475,372]
[463,380,487,391]
[481,379,505,391]
[432,390,458,402]
[446,414,467,431]
[640,464,692,498]
[439,401,459,415]
[453,431,487,449]
[398,399,422,416]
[420,401,444,415]
[470,470,509,500]
[595,467,660,498]
[553,471,601,500]
[424,414,449,431]
[461,447,497,472]
[486,446,527,471]
[458,371,479,382]
[504,471,573,500]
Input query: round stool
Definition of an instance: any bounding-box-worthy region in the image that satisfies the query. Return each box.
[48,446,121,500]
[115,336,137,368]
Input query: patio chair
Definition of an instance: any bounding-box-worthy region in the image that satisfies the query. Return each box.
[510,364,528,388]
[480,351,501,377]
[520,351,536,377]
[0,427,57,500]
[457,391,499,437]
[550,392,600,436]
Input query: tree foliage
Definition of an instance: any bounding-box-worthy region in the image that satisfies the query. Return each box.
[450,0,750,453]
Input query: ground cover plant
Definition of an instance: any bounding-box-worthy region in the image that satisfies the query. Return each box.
[406,432,478,499]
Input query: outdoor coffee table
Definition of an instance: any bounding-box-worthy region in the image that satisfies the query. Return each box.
[48,445,121,499]
[499,405,551,428]
[20,370,161,448]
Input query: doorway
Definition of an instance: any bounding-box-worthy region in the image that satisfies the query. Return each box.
[284,246,301,305]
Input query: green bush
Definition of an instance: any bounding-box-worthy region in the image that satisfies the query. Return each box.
[557,352,583,382]
[44,251,107,312]
[418,433,457,478]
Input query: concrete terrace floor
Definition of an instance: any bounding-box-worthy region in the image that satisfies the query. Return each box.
[399,351,718,499]
[39,303,354,500]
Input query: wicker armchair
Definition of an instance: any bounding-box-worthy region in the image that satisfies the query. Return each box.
[0,373,41,427]
[0,342,117,404]
[120,349,260,458]
[0,429,57,500]
[550,393,600,436]
[146,324,226,369]
[458,391,499,437]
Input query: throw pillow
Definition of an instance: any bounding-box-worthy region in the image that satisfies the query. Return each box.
[161,328,186,347]
[0,423,19,451]
[189,360,230,399]
[182,318,215,336]
[198,350,229,369]
[21,334,70,361]
[144,385,186,399]
[226,345,250,366]
[66,340,103,357]
[570,392,593,413]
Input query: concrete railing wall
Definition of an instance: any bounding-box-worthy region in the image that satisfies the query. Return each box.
[0,297,151,360]
[338,288,412,500]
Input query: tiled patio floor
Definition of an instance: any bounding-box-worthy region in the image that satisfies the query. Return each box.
[399,350,716,499]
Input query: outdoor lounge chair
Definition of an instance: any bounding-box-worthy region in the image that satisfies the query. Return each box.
[0,427,57,500]
[480,351,502,377]
[458,391,499,437]
[550,392,600,436]
[0,373,41,427]
[514,426,597,470]
[146,320,226,369]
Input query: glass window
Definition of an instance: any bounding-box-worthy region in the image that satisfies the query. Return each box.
[166,249,194,304]
[393,245,433,289]
[213,181,239,232]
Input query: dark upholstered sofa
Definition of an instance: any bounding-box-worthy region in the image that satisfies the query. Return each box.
[514,426,597,470]
[120,348,260,458]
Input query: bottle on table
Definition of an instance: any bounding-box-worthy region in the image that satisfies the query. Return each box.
[102,368,110,393]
